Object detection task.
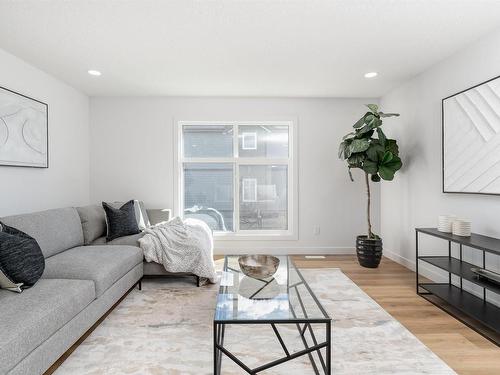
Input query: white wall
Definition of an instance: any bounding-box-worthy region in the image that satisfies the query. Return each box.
[380,28,500,283]
[0,48,90,216]
[90,97,379,254]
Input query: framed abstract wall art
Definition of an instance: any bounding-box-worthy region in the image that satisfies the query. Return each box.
[443,75,500,195]
[0,86,48,168]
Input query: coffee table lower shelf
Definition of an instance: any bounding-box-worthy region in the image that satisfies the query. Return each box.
[213,319,331,375]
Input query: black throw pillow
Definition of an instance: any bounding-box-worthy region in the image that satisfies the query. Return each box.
[0,222,45,291]
[103,200,140,241]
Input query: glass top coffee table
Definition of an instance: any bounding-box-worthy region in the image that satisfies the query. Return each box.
[214,255,331,374]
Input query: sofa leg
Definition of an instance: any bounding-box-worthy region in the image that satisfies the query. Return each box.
[138,279,142,291]
[196,276,200,287]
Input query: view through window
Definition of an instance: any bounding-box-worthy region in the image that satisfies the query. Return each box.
[179,122,293,235]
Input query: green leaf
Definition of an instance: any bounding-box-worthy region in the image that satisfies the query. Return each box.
[378,165,396,180]
[371,174,381,182]
[355,128,374,138]
[379,112,400,118]
[377,128,386,147]
[385,156,402,171]
[366,104,379,113]
[353,112,372,129]
[339,139,353,159]
[349,138,370,153]
[366,143,384,162]
[348,153,365,168]
[338,141,346,159]
[385,139,399,156]
[372,118,382,128]
[345,145,352,158]
[362,159,378,174]
[353,115,366,129]
[381,151,393,164]
[378,155,402,181]
[342,132,355,140]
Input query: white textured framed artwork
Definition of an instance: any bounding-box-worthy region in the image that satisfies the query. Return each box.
[0,86,48,168]
[443,75,500,195]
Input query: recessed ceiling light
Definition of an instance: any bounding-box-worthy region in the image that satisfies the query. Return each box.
[364,72,378,78]
[87,70,101,76]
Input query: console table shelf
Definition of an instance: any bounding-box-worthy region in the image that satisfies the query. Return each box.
[419,256,500,295]
[416,228,500,255]
[416,228,500,346]
[419,283,500,333]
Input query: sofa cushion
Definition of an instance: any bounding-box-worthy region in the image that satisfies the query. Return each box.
[76,205,107,245]
[1,208,84,258]
[92,232,144,247]
[0,278,95,374]
[90,236,107,245]
[42,245,143,297]
[146,208,171,225]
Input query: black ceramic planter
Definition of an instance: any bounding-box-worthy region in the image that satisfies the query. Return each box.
[356,235,383,268]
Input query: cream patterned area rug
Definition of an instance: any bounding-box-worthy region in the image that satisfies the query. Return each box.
[54,268,455,375]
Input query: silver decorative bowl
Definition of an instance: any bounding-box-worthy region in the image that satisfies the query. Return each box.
[238,255,280,279]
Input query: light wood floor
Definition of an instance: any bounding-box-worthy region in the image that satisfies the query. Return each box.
[291,255,500,375]
[46,255,500,375]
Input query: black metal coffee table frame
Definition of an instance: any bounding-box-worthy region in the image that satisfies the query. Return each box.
[213,257,332,374]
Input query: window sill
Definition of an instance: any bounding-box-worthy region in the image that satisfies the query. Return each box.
[214,231,297,241]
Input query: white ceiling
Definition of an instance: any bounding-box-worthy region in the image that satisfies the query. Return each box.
[1,0,500,97]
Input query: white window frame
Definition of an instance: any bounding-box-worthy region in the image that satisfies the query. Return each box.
[174,120,298,240]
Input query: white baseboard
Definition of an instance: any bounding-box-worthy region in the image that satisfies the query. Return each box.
[214,246,356,255]
[383,248,416,271]
[383,248,446,282]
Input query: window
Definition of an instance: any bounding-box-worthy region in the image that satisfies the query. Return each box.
[241,132,257,150]
[176,121,296,238]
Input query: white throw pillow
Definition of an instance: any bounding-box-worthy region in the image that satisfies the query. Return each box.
[134,201,151,230]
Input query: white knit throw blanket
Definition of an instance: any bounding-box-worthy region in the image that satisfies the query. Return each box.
[138,217,217,283]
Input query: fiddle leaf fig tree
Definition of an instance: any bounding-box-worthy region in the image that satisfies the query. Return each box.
[339,104,402,239]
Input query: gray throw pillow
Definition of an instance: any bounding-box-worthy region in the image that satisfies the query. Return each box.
[76,205,107,244]
[0,222,45,293]
[102,200,140,241]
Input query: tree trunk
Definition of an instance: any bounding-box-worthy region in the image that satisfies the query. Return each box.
[365,172,373,238]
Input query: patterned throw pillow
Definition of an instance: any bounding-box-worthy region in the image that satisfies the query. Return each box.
[0,222,45,293]
[102,200,140,241]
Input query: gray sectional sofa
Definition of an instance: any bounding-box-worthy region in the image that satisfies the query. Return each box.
[0,206,145,375]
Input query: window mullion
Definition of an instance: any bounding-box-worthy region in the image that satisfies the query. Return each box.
[237,158,290,165]
[234,123,239,159]
[234,161,240,233]
[233,124,240,233]
[181,157,235,163]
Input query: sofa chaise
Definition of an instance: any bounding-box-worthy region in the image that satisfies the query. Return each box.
[76,203,201,286]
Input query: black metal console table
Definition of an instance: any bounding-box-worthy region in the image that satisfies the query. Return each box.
[416,228,500,345]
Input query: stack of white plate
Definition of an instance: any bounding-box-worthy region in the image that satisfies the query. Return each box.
[452,219,471,237]
[438,215,456,233]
